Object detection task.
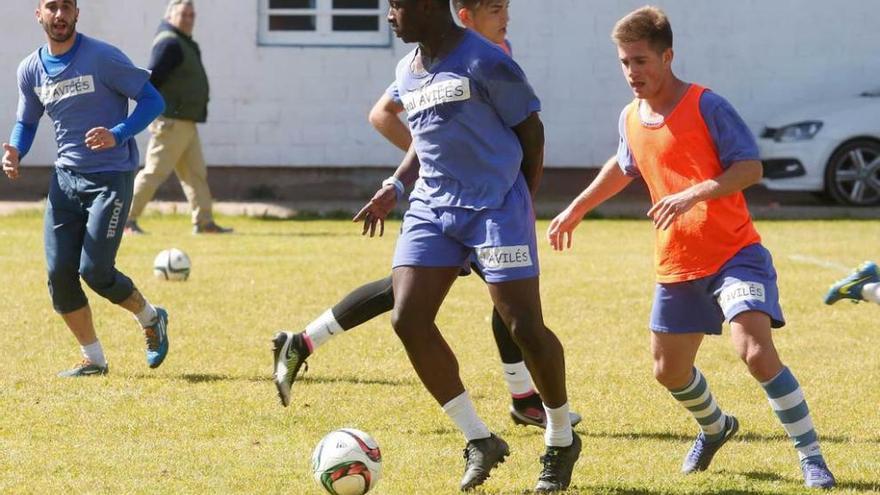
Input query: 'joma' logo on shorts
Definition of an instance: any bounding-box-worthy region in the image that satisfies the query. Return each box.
[476,245,532,270]
[105,198,124,239]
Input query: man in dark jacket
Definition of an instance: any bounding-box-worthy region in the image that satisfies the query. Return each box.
[126,0,231,234]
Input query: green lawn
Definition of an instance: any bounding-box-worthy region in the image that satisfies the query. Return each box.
[0,214,878,494]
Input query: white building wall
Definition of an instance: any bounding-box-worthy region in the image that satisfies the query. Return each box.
[1,0,877,168]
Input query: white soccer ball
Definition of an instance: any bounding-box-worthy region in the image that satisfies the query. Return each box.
[152,248,191,281]
[312,428,382,495]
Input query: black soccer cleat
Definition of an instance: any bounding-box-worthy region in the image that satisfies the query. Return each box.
[272,331,310,407]
[510,392,584,429]
[460,433,509,491]
[535,432,582,492]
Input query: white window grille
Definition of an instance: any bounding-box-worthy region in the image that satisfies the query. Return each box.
[259,0,390,47]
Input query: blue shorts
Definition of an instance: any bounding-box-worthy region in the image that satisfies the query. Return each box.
[45,167,136,313]
[393,176,539,283]
[649,243,785,334]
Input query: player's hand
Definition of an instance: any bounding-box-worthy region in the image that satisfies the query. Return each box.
[648,190,697,230]
[2,143,21,180]
[85,127,117,151]
[547,207,583,251]
[353,185,398,237]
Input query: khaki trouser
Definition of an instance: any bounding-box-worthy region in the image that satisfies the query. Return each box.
[130,116,213,225]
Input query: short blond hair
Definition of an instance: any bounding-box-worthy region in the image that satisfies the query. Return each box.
[165,0,194,19]
[611,6,673,53]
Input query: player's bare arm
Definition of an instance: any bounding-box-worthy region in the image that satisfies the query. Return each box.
[2,143,21,180]
[648,159,762,230]
[548,155,632,251]
[353,144,420,237]
[368,94,411,152]
[511,112,544,198]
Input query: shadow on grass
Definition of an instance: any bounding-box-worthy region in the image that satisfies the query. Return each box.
[130,372,415,387]
[734,471,879,493]
[562,488,775,495]
[833,481,880,492]
[580,430,858,445]
[126,372,267,383]
[234,231,364,238]
[518,468,879,494]
[299,374,417,387]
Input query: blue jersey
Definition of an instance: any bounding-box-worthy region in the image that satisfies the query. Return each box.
[617,89,759,177]
[387,30,540,210]
[16,34,151,173]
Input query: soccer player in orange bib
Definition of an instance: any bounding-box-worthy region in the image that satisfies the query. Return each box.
[547,6,835,489]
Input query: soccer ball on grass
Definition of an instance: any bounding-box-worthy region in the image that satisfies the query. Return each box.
[152,248,191,281]
[312,428,382,495]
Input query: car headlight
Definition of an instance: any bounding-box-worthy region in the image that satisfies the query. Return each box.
[772,121,823,142]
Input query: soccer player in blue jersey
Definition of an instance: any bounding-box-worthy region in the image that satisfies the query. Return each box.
[349,0,581,491]
[2,0,169,377]
[272,0,581,432]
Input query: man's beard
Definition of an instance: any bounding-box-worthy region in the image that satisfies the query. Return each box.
[43,17,77,43]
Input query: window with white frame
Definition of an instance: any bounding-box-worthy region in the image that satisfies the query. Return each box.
[259,0,390,47]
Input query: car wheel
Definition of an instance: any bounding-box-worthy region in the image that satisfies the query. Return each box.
[824,139,880,206]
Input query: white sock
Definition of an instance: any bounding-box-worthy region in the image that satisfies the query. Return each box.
[304,309,344,351]
[502,361,536,397]
[81,340,107,367]
[442,391,491,442]
[134,302,158,328]
[863,283,880,304]
[544,402,574,447]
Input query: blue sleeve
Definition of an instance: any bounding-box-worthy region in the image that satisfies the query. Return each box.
[385,80,401,106]
[616,106,640,178]
[109,82,165,145]
[100,45,152,99]
[9,121,38,159]
[699,91,759,169]
[16,60,45,125]
[474,56,541,127]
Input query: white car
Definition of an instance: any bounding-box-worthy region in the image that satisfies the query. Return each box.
[758,89,880,206]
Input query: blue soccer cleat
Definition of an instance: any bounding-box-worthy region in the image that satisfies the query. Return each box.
[144,307,169,369]
[801,456,836,489]
[681,415,739,474]
[824,261,879,305]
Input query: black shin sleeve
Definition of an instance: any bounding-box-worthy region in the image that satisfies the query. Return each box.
[492,307,525,364]
[331,275,395,331]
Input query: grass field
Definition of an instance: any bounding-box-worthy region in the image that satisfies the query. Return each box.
[0,213,878,494]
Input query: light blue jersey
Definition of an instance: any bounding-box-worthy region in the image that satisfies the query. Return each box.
[16,34,151,173]
[387,30,540,210]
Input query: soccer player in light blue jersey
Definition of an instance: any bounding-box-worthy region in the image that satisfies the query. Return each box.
[272,0,582,433]
[2,0,170,377]
[351,1,580,491]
